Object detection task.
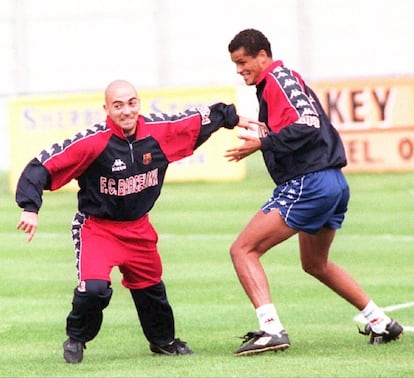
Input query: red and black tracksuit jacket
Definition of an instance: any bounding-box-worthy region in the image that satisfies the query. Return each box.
[15,103,239,219]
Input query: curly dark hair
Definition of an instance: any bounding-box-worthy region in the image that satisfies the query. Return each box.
[228,28,272,58]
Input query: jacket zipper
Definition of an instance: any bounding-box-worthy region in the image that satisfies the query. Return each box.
[128,141,134,163]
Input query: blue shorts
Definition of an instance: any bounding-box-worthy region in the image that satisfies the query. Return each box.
[261,169,350,234]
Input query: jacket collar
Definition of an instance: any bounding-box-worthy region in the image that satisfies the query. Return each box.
[105,115,139,140]
[257,60,284,85]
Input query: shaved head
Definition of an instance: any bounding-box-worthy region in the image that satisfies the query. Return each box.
[104,80,138,105]
[103,80,141,136]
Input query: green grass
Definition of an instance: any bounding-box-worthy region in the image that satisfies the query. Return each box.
[1,155,413,377]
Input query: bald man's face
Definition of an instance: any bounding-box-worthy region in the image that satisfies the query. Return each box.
[104,81,140,136]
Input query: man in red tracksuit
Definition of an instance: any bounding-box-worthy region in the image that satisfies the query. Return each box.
[16,79,245,363]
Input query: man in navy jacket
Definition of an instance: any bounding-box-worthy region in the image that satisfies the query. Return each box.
[225,29,403,356]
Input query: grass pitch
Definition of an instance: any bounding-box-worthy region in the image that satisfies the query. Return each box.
[1,155,413,377]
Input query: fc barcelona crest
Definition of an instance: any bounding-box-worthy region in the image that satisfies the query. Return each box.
[143,153,152,165]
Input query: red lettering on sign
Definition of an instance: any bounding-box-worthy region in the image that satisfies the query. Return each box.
[398,138,413,160]
[344,139,382,164]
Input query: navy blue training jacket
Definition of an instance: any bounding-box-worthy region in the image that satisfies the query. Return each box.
[256,61,347,184]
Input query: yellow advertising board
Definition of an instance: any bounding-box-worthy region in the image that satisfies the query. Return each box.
[8,86,245,192]
[312,76,414,172]
[340,127,414,172]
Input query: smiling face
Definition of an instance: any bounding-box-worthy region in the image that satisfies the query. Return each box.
[228,29,274,86]
[230,47,271,86]
[103,80,141,136]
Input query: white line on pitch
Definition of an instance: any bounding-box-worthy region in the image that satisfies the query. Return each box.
[382,301,414,312]
[342,234,414,242]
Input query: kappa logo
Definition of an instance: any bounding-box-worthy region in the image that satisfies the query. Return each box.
[112,159,127,172]
[283,78,297,88]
